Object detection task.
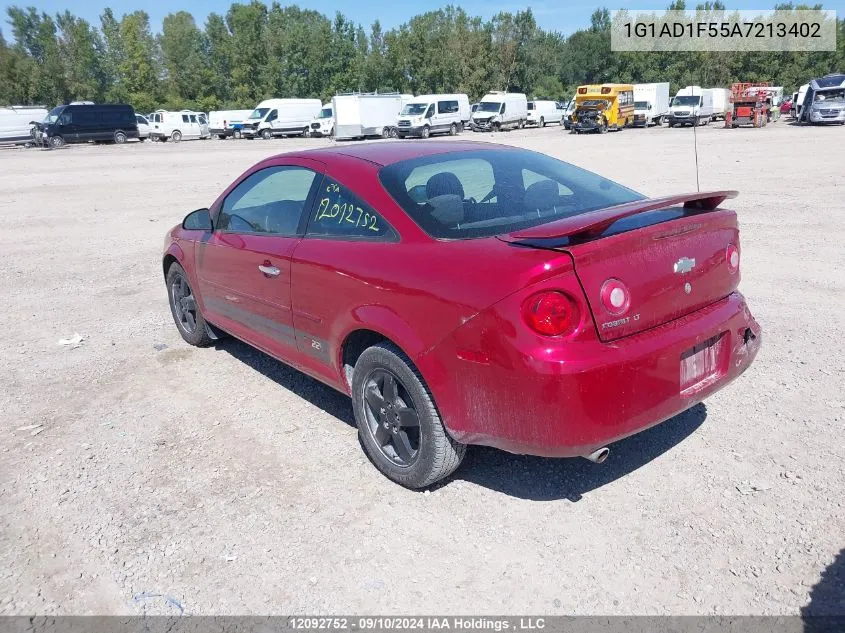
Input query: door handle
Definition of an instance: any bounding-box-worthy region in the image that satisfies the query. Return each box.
[258,264,281,277]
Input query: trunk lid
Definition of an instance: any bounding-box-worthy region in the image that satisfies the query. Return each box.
[501,191,741,342]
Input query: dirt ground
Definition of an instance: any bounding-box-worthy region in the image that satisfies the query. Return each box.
[1,121,843,616]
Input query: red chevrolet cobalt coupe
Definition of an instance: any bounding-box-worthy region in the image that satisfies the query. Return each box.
[163,141,761,488]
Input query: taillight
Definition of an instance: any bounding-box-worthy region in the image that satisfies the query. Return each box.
[600,278,631,315]
[522,291,581,337]
[726,244,739,274]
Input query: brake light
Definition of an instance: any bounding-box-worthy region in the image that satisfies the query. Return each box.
[600,279,630,315]
[726,244,739,274]
[522,291,581,337]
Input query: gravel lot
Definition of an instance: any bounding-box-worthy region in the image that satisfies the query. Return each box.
[1,121,843,616]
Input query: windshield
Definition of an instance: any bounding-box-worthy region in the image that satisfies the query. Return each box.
[248,108,269,120]
[46,106,64,123]
[378,149,643,240]
[814,89,845,103]
[672,96,700,107]
[477,102,501,113]
[318,107,332,119]
[634,101,649,109]
[401,103,428,116]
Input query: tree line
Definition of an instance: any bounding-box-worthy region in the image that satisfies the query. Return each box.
[1,1,843,113]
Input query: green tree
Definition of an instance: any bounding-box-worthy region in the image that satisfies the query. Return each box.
[159,11,208,107]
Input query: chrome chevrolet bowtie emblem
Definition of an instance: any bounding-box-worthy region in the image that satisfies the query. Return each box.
[674,257,696,274]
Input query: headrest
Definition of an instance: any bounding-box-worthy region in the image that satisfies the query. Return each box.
[426,172,465,201]
[523,179,559,211]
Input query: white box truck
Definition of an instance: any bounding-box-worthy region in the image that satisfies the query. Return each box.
[667,86,714,127]
[0,105,48,145]
[208,109,254,139]
[243,98,322,139]
[395,94,470,138]
[470,92,528,131]
[632,83,670,127]
[707,88,731,121]
[332,93,409,140]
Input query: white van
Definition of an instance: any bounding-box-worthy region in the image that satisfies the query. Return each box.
[149,110,210,142]
[208,109,253,139]
[470,92,528,131]
[666,86,714,127]
[309,103,334,137]
[0,105,48,145]
[526,100,563,127]
[395,94,470,138]
[243,99,322,139]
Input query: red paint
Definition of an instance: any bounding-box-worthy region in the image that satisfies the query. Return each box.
[164,141,761,459]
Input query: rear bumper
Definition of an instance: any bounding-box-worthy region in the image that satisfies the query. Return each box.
[420,292,761,457]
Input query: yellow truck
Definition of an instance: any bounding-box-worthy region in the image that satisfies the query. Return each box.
[570,84,635,133]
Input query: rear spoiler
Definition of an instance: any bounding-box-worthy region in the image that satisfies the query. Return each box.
[502,190,738,244]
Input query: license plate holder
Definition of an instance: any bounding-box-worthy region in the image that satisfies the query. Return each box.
[680,333,726,393]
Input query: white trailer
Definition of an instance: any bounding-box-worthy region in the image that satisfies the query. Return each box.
[707,88,731,121]
[0,105,48,145]
[632,83,670,127]
[332,93,408,140]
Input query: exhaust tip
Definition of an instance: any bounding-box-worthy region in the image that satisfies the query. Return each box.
[584,447,610,464]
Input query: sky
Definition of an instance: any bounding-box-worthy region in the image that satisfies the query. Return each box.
[1,0,842,37]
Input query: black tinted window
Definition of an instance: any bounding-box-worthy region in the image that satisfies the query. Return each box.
[218,166,317,235]
[378,149,644,239]
[437,100,458,114]
[308,177,395,240]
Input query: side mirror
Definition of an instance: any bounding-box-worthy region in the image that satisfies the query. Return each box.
[183,208,213,231]
[648,104,653,110]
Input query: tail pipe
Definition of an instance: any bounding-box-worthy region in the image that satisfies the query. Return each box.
[583,447,610,464]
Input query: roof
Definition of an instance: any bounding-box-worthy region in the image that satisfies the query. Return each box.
[810,74,845,90]
[283,140,514,167]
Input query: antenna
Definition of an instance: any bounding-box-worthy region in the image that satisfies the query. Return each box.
[693,117,700,192]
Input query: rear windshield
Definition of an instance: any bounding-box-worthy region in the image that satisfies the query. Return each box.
[378,149,644,240]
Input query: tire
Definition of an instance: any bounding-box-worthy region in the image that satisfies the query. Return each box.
[389,127,398,138]
[233,130,242,139]
[302,127,310,138]
[165,262,213,347]
[352,342,465,488]
[599,121,608,134]
[217,134,226,140]
[261,128,272,140]
[668,121,675,128]
[421,125,430,139]
[49,135,65,148]
[114,130,127,144]
[492,122,501,132]
[138,137,146,142]
[171,130,183,142]
[449,123,457,136]
[381,127,391,139]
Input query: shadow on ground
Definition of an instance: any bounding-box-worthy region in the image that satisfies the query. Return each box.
[453,403,707,501]
[803,548,845,632]
[215,337,355,428]
[216,337,707,500]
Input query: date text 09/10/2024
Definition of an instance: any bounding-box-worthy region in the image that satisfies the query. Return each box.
[288,617,548,631]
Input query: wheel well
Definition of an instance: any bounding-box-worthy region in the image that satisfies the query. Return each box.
[341,329,390,388]
[162,254,178,279]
